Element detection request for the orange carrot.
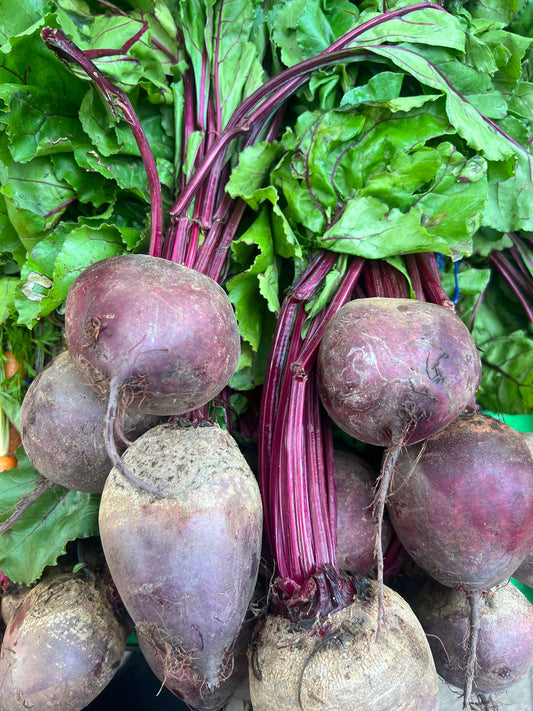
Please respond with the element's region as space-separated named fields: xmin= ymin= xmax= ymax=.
xmin=0 ymin=454 xmax=17 ymax=472
xmin=7 ymin=422 xmax=21 ymax=456
xmin=3 ymin=350 xmax=24 ymax=380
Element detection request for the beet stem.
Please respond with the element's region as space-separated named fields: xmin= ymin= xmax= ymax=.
xmin=40 ymin=28 xmax=164 ymax=256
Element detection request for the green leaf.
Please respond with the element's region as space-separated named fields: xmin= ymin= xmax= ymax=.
xmin=0 ymin=0 xmax=54 ymax=52
xmin=465 ymin=0 xmax=518 ymax=27
xmin=0 ymin=147 xmax=76 ymax=247
xmin=213 ymin=0 xmax=266 ymax=128
xmin=14 ymin=220 xmax=129 ymax=327
xmin=367 ymin=44 xmax=519 ymax=162
xmin=0 ymin=84 xmax=87 ymax=163
xmin=318 ymin=195 xmax=452 ymax=258
xmin=226 ymin=140 xmax=283 ymax=209
xmin=0 ymin=278 xmax=17 ymax=324
xmin=0 ymin=450 xmax=100 ymax=584
xmin=269 ymin=0 xmax=357 ymax=66
xmin=227 ymin=206 xmax=280 ymax=352
xmin=352 ymin=6 xmax=466 ymax=53
xmin=341 ymin=71 xmax=404 ymax=108
xmin=478 ymin=329 xmax=533 ymax=414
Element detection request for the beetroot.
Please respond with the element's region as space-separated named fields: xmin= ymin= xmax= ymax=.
xmin=317 ymin=297 xmax=481 ymax=614
xmin=248 ymin=580 xmax=439 ymax=711
xmin=64 ymin=254 xmax=240 ymax=491
xmin=98 ymin=421 xmax=263 ymax=710
xmin=387 ymin=412 xmax=533 ymax=590
xmin=412 ymin=578 xmax=533 ymax=698
xmin=317 ymin=298 xmax=481 ymax=449
xmin=334 ymin=449 xmax=392 ymax=575
xmin=0 ymin=573 xmax=126 ymax=711
xmin=19 ymin=350 xmax=160 ymax=493
xmin=513 ymin=432 xmax=533 ymax=587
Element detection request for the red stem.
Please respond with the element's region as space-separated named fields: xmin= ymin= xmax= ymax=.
xmin=41 ymin=28 xmax=163 ymax=256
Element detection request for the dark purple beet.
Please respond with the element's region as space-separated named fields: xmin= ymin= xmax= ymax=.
xmin=412 ymin=578 xmax=533 ymax=696
xmin=64 ymin=254 xmax=241 ymax=492
xmin=334 ymin=449 xmax=392 ymax=575
xmin=20 ymin=351 xmax=160 ymax=493
xmin=65 ymin=254 xmax=240 ymax=416
xmin=387 ymin=412 xmax=533 ymax=590
xmin=317 ymin=297 xmax=481 ymax=448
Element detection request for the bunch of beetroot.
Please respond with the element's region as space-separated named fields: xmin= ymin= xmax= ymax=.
xmin=3 ymin=4 xmax=533 ymax=711
xmin=250 ymin=250 xmax=533 ymax=710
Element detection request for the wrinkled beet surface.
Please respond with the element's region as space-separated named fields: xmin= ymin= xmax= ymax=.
xmin=249 ymin=580 xmax=439 ymax=711
xmin=317 ymin=298 xmax=481 ymax=447
xmin=65 ymin=254 xmax=240 ymax=415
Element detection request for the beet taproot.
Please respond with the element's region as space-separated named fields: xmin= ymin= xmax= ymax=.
xmin=98 ymin=421 xmax=263 ymax=710
xmin=0 ymin=573 xmax=126 ymax=711
xmin=20 ymin=350 xmax=160 ymax=493
xmin=387 ymin=412 xmax=533 ymax=590
xmin=248 ymin=579 xmax=439 ymax=711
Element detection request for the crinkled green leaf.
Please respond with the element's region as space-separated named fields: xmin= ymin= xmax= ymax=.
xmin=319 ymin=195 xmax=452 ymax=258
xmin=477 ymin=329 xmax=533 ymax=414
xmin=14 ymin=219 xmax=133 ymax=326
xmin=484 ymin=153 xmax=533 ymax=232
xmin=0 ymin=84 xmax=86 ymax=163
xmin=0 ymin=0 xmax=54 ymax=52
xmin=466 ymin=0 xmax=520 ymax=29
xmin=226 ymin=140 xmax=282 ymax=209
xmin=51 ymin=153 xmax=116 ymax=208
xmin=227 ymin=206 xmax=280 ymax=352
xmin=367 ymin=44 xmax=519 ymax=162
xmin=0 ymin=449 xmax=100 ymax=585
xmin=0 ymin=143 xmax=76 ymax=248
xmin=353 ymin=6 xmax=465 ymax=53
xmin=341 ymin=71 xmax=403 ymax=108
xmin=507 ymin=81 xmax=533 ymax=119
xmin=54 ymin=0 xmax=177 ymax=100
xmin=269 ymin=0 xmax=357 ymax=66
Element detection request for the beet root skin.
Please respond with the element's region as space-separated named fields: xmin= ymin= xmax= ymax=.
xmin=514 ymin=548 xmax=533 ymax=588
xmin=334 ymin=450 xmax=392 ymax=575
xmin=317 ymin=298 xmax=481 ymax=447
xmin=248 ymin=581 xmax=439 ymax=711
xmin=0 ymin=574 xmax=126 ymax=711
xmin=65 ymin=254 xmax=241 ymax=416
xmin=98 ymin=422 xmax=263 ymax=710
xmin=412 ymin=579 xmax=533 ymax=694
xmin=19 ymin=351 xmax=161 ymax=493
xmin=513 ymin=433 xmax=533 ymax=587
xmin=387 ymin=413 xmax=533 ymax=589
